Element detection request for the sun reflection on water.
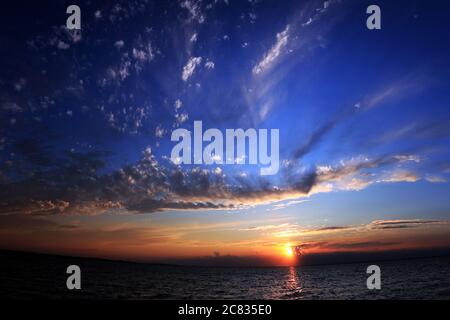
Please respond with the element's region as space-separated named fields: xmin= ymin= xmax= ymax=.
xmin=286 ymin=266 xmax=302 ymax=295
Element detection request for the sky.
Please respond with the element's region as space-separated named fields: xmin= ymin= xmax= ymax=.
xmin=1 ymin=0 xmax=450 ymax=266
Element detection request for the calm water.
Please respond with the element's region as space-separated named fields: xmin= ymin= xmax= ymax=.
xmin=2 ymin=251 xmax=450 ymax=299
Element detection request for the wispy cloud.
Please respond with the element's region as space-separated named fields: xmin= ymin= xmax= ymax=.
xmin=253 ymin=25 xmax=290 ymax=75
xmin=270 ymin=199 xmax=309 ymax=211
xmin=182 ymin=56 xmax=202 ymax=81
xmin=369 ymin=219 xmax=450 ymax=230
xmin=425 ymin=175 xmax=447 ymax=183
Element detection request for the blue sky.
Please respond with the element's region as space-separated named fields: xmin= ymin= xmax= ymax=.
xmin=0 ymin=0 xmax=450 ymax=263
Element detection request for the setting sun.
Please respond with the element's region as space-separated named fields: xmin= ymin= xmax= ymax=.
xmin=285 ymin=244 xmax=294 ymax=257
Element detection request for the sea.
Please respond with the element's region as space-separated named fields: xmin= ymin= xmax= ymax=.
xmin=1 ymin=251 xmax=450 ymax=299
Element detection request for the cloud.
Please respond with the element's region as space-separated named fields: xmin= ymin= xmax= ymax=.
xmin=239 ymin=223 xmax=294 ymax=232
xmin=174 ymin=99 xmax=183 ymax=110
xmin=285 ymin=219 xmax=450 ymax=236
xmin=369 ymin=219 xmax=450 ymax=230
xmin=393 ymin=155 xmax=421 ymax=163
xmin=0 ymin=146 xmax=428 ymax=216
xmin=270 ymin=199 xmax=309 ymax=211
xmin=425 ymin=175 xmax=447 ymax=183
xmin=182 ymin=56 xmax=202 ymax=81
xmin=252 ymin=25 xmax=290 ymax=75
xmin=204 ymin=61 xmax=215 ymax=69
xmin=180 ymin=0 xmax=205 ymax=24
xmin=57 ymin=41 xmax=70 ymax=50
xmin=378 ymin=170 xmax=419 ymax=183
xmin=175 ymin=112 xmax=189 ymax=125
xmin=293 ymin=107 xmax=354 ymax=159
xmin=2 ymin=101 xmax=24 ymax=113
xmin=288 ymin=219 xmax=450 ymax=253
xmin=14 ymin=78 xmax=26 ymax=92
xmin=314 ymin=226 xmax=350 ymax=232
xmin=292 ymin=73 xmax=430 ymax=161
xmin=378 ymin=118 xmax=450 ymax=144
xmin=0 ymin=214 xmax=66 ymax=230
xmin=133 ymin=46 xmax=154 ymax=63
xmin=114 ymin=40 xmax=125 ymax=49
xmin=311 ymin=155 xmax=423 ymax=193
xmin=155 ymin=125 xmax=166 ymax=138
xmin=321 ymin=241 xmax=400 ymax=250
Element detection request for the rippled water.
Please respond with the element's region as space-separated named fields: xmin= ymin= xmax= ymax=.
xmin=2 ymin=251 xmax=450 ymax=299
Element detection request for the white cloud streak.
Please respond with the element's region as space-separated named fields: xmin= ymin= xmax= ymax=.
xmin=182 ymin=56 xmax=202 ymax=81
xmin=252 ymin=25 xmax=290 ymax=75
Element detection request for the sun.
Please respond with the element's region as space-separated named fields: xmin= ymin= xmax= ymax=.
xmin=284 ymin=243 xmax=294 ymax=257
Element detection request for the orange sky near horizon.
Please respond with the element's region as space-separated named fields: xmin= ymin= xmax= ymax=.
xmin=1 ymin=211 xmax=450 ymax=266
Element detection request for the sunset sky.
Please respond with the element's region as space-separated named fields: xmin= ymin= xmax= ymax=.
xmin=1 ymin=0 xmax=450 ymax=266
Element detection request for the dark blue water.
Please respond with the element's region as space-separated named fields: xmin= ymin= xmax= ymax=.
xmin=2 ymin=251 xmax=450 ymax=299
